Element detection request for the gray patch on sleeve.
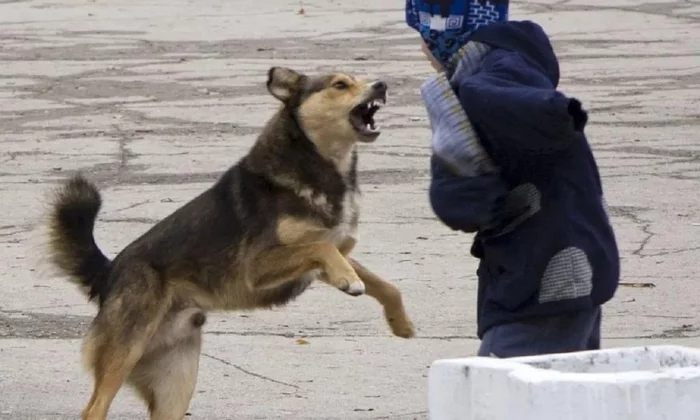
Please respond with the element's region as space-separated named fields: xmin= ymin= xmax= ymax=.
xmin=538 ymin=247 xmax=593 ymax=303
xmin=485 ymin=183 xmax=541 ymax=238
xmin=505 ymin=183 xmax=541 ymax=217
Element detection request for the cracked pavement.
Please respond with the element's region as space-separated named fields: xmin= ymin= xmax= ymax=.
xmin=1 ymin=0 xmax=699 ymax=418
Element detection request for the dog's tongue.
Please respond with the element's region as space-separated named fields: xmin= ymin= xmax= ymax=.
xmin=350 ymin=102 xmax=381 ymax=136
xmin=350 ymin=112 xmax=365 ymax=131
xmin=351 ymin=115 xmax=378 ymax=135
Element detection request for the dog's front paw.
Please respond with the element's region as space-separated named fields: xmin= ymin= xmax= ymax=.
xmin=387 ymin=314 xmax=415 ymax=339
xmin=341 ymin=278 xmax=366 ymax=296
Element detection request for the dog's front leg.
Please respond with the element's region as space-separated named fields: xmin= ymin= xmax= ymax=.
xmin=348 ymin=258 xmax=415 ymax=338
xmin=335 ymin=237 xmax=415 ymax=338
xmin=247 ymin=242 xmax=365 ymax=296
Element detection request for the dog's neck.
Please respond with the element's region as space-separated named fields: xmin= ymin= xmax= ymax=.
xmin=312 ymin=140 xmax=356 ymax=177
xmin=246 ymin=109 xmax=358 ymax=196
xmin=279 ymin=106 xmax=357 ymax=178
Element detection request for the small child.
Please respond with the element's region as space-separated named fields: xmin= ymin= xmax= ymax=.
xmin=406 ymin=0 xmax=620 ymax=357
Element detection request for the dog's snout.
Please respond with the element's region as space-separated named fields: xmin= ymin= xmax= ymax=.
xmin=372 ymin=81 xmax=387 ymax=93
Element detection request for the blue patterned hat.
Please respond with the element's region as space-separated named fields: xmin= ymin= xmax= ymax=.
xmin=406 ymin=0 xmax=509 ymax=69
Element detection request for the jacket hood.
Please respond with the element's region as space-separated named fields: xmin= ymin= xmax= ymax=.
xmin=470 ymin=20 xmax=560 ymax=87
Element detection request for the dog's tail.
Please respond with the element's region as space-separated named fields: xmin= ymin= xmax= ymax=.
xmin=47 ymin=174 xmax=112 ymax=302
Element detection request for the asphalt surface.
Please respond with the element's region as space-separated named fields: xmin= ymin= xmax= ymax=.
xmin=1 ymin=0 xmax=699 ymax=418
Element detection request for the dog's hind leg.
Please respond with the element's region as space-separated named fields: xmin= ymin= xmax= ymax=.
xmin=348 ymin=258 xmax=415 ymax=338
xmin=129 ymin=309 xmax=205 ymax=420
xmin=81 ymin=268 xmax=170 ymax=420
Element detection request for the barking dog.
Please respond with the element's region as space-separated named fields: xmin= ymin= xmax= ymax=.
xmin=45 ymin=67 xmax=415 ymax=420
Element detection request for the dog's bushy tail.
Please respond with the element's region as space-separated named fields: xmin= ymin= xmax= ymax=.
xmin=47 ymin=174 xmax=111 ymax=302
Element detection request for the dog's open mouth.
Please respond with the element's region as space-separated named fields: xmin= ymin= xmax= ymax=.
xmin=349 ymin=94 xmax=386 ymax=140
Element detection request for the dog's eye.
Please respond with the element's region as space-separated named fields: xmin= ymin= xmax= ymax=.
xmin=333 ymin=81 xmax=349 ymax=90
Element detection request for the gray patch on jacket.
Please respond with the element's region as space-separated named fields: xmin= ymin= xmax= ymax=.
xmin=538 ymin=247 xmax=593 ymax=303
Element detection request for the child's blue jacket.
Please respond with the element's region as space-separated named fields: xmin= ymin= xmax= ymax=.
xmin=427 ymin=20 xmax=620 ymax=337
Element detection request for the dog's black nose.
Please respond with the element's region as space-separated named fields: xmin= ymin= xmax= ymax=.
xmin=372 ymin=81 xmax=387 ymax=93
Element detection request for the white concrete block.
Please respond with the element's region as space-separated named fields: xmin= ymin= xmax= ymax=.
xmin=428 ymin=345 xmax=700 ymax=420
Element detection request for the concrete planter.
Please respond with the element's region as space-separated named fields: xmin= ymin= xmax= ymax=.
xmin=428 ymin=345 xmax=700 ymax=420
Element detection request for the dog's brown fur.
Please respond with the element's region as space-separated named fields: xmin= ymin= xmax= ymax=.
xmin=45 ymin=67 xmax=415 ymax=420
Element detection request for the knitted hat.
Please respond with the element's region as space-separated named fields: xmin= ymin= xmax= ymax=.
xmin=406 ymin=0 xmax=509 ymax=70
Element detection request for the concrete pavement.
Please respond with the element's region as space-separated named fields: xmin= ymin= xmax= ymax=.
xmin=1 ymin=0 xmax=699 ymax=418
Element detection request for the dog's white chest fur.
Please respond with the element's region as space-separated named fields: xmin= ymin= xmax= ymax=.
xmin=325 ymin=188 xmax=359 ymax=246
xmin=300 ymin=189 xmax=359 ymax=285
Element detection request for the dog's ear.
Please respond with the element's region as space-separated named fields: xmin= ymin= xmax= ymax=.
xmin=267 ymin=67 xmax=304 ymax=103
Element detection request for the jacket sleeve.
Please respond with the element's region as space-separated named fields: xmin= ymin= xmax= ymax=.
xmin=455 ymin=49 xmax=588 ymax=156
xmin=429 ymin=155 xmax=509 ymax=233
